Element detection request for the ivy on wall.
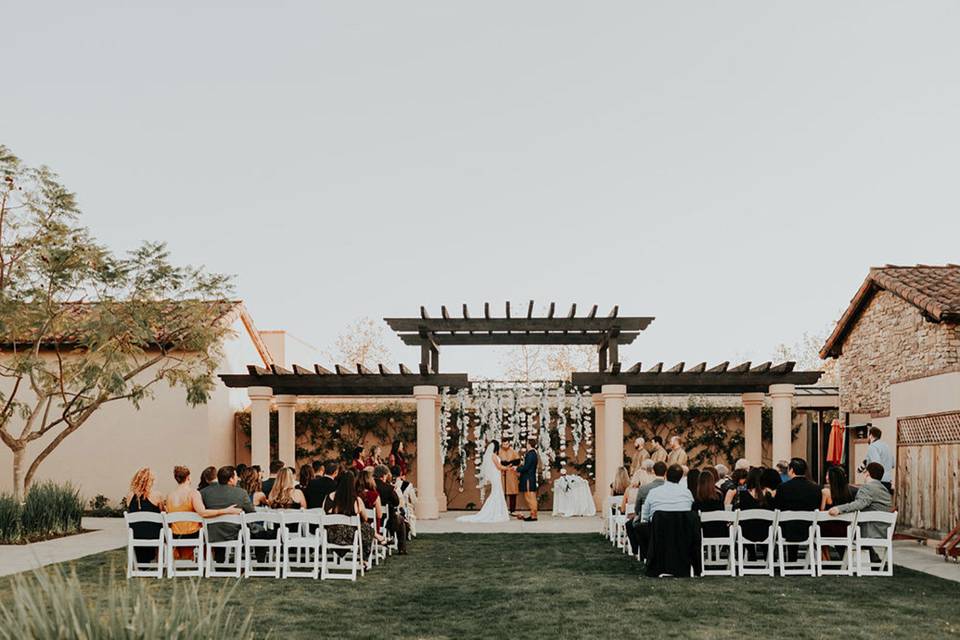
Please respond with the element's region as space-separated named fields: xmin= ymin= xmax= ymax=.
xmin=235 ymin=405 xmax=417 ymax=465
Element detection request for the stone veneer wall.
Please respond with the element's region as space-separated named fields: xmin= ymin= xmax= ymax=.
xmin=838 ymin=290 xmax=960 ymax=415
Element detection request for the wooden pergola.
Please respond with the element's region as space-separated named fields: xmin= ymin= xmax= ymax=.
xmin=219 ymin=302 xmax=825 ymax=519
xmin=384 ymin=301 xmax=654 ymax=373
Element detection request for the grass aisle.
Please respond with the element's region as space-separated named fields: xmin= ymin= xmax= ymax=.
xmin=2 ymin=533 xmax=960 ymax=639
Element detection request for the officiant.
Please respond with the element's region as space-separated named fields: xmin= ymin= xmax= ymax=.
xmin=500 ymin=440 xmax=521 ymax=513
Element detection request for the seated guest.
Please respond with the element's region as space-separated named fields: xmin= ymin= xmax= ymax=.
xmin=611 ymin=466 xmax=630 ymax=500
xmin=351 ymin=446 xmax=366 ymax=472
xmin=715 ymin=463 xmax=734 ymax=494
xmin=776 ymin=460 xmax=791 ymax=484
xmin=621 ymin=475 xmax=641 ymax=515
xmin=723 ymin=468 xmax=750 ymax=508
xmin=774 ymin=458 xmax=820 ymax=560
xmin=631 ymin=459 xmax=655 ymax=487
xmin=357 ymin=467 xmax=384 ymax=525
xmin=261 ymin=459 xmax=285 ymax=497
xmin=828 ymin=462 xmax=893 ymax=539
xmin=200 ymin=466 xmax=257 ymax=559
xmin=235 ymin=463 xmax=248 ymax=478
xmin=641 ymin=464 xmax=694 ymax=523
xmin=694 ymin=472 xmax=725 ymax=538
xmin=305 ymin=460 xmax=339 ymax=509
xmin=685 ymin=468 xmax=701 ymax=497
xmin=197 ymin=465 xmax=217 ymax=490
xmin=759 ymin=467 xmax=782 ymax=498
xmin=267 ymin=467 xmax=307 ymax=510
xmin=166 ymin=465 xmax=242 ymax=559
xmin=734 ymin=458 xmax=750 ymax=471
xmin=625 ymin=461 xmax=667 ymax=554
xmin=638 ymin=464 xmax=694 ymax=561
xmin=389 ymin=440 xmax=408 ymax=477
xmin=240 ymin=467 xmax=268 ymax=506
xmin=394 ymin=465 xmax=416 ymax=515
xmin=125 ymin=467 xmax=165 ymax=564
xmin=324 ymin=470 xmax=383 ymax=567
xmin=365 ymin=445 xmax=383 ymax=468
xmin=298 ymin=464 xmax=314 ymax=491
xmin=375 ymin=465 xmax=409 ymax=554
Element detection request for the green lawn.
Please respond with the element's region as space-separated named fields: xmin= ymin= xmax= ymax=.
xmin=3 ymin=534 xmax=959 ymax=639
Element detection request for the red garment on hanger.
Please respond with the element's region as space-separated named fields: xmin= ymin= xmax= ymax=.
xmin=826 ymin=423 xmax=845 ymax=465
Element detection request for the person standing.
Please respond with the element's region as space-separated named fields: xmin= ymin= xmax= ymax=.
xmin=630 ymin=437 xmax=650 ymax=476
xmin=516 ymin=438 xmax=540 ymax=521
xmin=649 ymin=436 xmax=668 ymax=463
xmin=499 ymin=440 xmax=521 ymax=514
xmin=666 ymin=436 xmax=688 ymax=467
xmin=862 ymin=427 xmax=895 ymax=493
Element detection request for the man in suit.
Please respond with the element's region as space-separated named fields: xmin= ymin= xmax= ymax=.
xmin=829 ymin=462 xmax=893 ymax=539
xmin=199 ymin=465 xmax=256 ymax=561
xmin=374 ymin=465 xmax=408 ymax=554
xmin=773 ymin=457 xmax=821 ymax=561
xmin=304 ymin=460 xmax=339 ymax=509
xmin=260 ymin=459 xmax=285 ymax=498
xmin=516 ymin=438 xmax=540 ymax=521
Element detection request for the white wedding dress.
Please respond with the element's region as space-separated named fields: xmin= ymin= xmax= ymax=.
xmin=456 ymin=444 xmax=510 ymax=523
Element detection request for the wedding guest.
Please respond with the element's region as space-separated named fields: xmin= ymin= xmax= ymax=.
xmin=364 ymin=445 xmax=383 ymax=468
xmin=267 ymin=467 xmax=307 ymax=510
xmin=649 ymin=436 xmax=668 ymax=463
xmin=624 ymin=461 xmax=667 ymax=554
xmin=200 ymin=466 xmax=256 ymax=558
xmin=621 ymin=473 xmax=641 ymax=515
xmin=862 ymin=427 xmax=895 ymax=492
xmin=819 ymin=465 xmax=857 ymax=542
xmin=499 ymin=441 xmax=521 ymax=513
xmin=198 ymin=465 xmax=217 ymax=490
xmin=685 ymin=468 xmax=701 ymax=496
xmin=631 ymin=458 xmax=655 ymax=487
xmin=240 ymin=467 xmax=268 ymax=506
xmin=611 ymin=466 xmax=630 ymax=498
xmin=261 ymin=459 xmax=285 ymax=497
xmin=357 ymin=467 xmax=384 ymax=525
xmin=351 ymin=446 xmax=366 ymax=472
xmin=734 ymin=458 xmax=751 ymax=471
xmin=298 ymin=464 xmax=314 ymax=491
xmin=375 ymin=465 xmax=408 ymax=554
xmin=774 ymin=458 xmax=820 ymax=560
xmin=724 ymin=468 xmax=754 ymax=508
xmin=305 ymin=460 xmax=339 ymax=509
xmin=828 ymin=463 xmax=893 ymax=539
xmin=324 ymin=470 xmax=381 ymax=567
xmin=166 ymin=465 xmax=242 ymax=559
xmin=637 ymin=465 xmax=693 ymax=560
xmin=389 ymin=441 xmax=408 ymax=477
xmin=694 ymin=472 xmax=726 ymax=538
xmin=715 ymin=463 xmax=734 ymax=494
xmin=775 ymin=460 xmax=791 ymax=484
xmin=666 ymin=436 xmax=688 ymax=466
xmin=125 ymin=467 xmax=165 ymax=564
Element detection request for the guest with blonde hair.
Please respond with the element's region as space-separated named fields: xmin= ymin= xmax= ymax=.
xmin=166 ymin=465 xmax=242 ymax=559
xmin=611 ymin=466 xmax=630 ymax=498
xmin=125 ymin=467 xmax=165 ymax=564
xmin=267 ymin=467 xmax=307 ymax=509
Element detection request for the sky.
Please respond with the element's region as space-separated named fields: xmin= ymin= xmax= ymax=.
xmin=4 ymin=2 xmax=959 ymax=376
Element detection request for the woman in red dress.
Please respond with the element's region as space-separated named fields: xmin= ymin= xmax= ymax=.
xmin=357 ymin=467 xmax=383 ymax=526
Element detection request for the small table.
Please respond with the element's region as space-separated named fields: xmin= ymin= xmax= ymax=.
xmin=552 ymin=475 xmax=597 ymax=517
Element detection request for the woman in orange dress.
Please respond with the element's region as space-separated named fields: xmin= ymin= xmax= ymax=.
xmin=166 ymin=465 xmax=242 ymax=559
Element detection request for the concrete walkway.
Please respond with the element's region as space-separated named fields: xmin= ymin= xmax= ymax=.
xmin=417 ymin=511 xmax=602 ymax=534
xmin=893 ymin=540 xmax=960 ymax=583
xmin=0 ymin=517 xmax=126 ymax=578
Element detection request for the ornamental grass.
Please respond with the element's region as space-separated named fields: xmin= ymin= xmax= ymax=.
xmin=0 ymin=482 xmax=84 ymax=544
xmin=0 ymin=567 xmax=256 ymax=640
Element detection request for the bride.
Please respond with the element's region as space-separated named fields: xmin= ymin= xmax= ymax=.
xmin=456 ymin=440 xmax=510 ymax=523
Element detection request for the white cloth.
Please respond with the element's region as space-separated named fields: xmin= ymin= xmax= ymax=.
xmin=551 ymin=475 xmax=597 ymax=517
xmin=457 ymin=444 xmax=510 ymax=523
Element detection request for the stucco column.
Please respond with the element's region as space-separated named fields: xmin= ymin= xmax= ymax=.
xmin=249 ymin=386 xmax=273 ymax=472
xmin=600 ymin=385 xmax=626 ymax=508
xmin=276 ymin=395 xmax=297 ymax=467
xmin=592 ymin=393 xmax=606 ymax=507
xmin=742 ymin=392 xmax=765 ymax=466
xmin=435 ymin=395 xmax=447 ymax=512
xmin=769 ymin=384 xmax=795 ymax=466
xmin=415 ymin=386 xmax=440 ymax=520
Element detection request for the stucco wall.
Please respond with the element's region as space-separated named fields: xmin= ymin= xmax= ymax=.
xmin=838 ymin=290 xmax=960 ymax=415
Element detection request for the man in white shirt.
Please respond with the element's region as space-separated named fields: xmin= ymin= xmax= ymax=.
xmin=641 ymin=464 xmax=694 ymax=523
xmin=862 ymin=426 xmax=895 ymax=492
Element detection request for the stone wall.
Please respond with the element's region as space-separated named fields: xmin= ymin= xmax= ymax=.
xmin=838 ymin=290 xmax=960 ymax=415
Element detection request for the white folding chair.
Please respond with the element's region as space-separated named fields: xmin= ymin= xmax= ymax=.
xmin=700 ymin=510 xmax=739 ymax=577
xmin=163 ymin=512 xmax=205 ymax=577
xmin=776 ymin=511 xmax=818 ymax=576
xmin=244 ymin=511 xmax=283 ymax=578
xmin=615 ymin=503 xmax=636 ymax=554
xmin=204 ymin=514 xmax=244 ymax=577
xmin=605 ymin=497 xmax=621 ymax=540
xmin=855 ymin=511 xmax=897 ymax=576
xmin=281 ymin=511 xmax=322 ymax=579
xmin=735 ymin=509 xmax=778 ymax=576
xmin=321 ymin=514 xmax=363 ymax=581
xmin=364 ymin=508 xmax=387 ymax=565
xmin=814 ymin=511 xmax=858 ymax=576
xmin=124 ymin=512 xmax=165 ymax=579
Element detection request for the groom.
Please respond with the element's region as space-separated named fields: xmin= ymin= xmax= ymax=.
xmin=516 ymin=437 xmax=540 ymax=521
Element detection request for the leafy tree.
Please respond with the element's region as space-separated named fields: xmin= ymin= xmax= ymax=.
xmin=0 ymin=145 xmax=234 ymax=498
xmin=324 ymin=317 xmax=393 ymax=369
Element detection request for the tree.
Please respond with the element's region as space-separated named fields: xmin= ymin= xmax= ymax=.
xmin=325 ymin=317 xmax=393 ymax=369
xmin=772 ymin=327 xmax=838 ymax=384
xmin=499 ymin=343 xmax=597 ymax=381
xmin=0 ymin=145 xmax=234 ymax=498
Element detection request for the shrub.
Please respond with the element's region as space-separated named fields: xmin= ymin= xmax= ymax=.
xmin=85 ymin=494 xmax=126 ymax=518
xmin=0 ymin=567 xmax=256 ymax=640
xmin=0 ymin=494 xmax=22 ymax=544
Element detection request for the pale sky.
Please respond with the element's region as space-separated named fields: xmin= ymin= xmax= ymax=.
xmin=4 ymin=2 xmax=959 ymax=376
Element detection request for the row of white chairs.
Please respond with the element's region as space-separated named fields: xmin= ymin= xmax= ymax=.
xmin=124 ymin=509 xmax=382 ymax=581
xmin=603 ymin=497 xmax=897 ymax=577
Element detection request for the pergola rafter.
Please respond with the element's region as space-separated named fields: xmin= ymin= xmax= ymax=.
xmin=220 ymin=363 xmax=470 ymax=396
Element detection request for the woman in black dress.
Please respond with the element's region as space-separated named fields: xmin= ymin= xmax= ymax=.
xmin=324 ymin=470 xmax=380 ymax=566
xmin=125 ymin=467 xmax=165 ymax=564
xmin=693 ymin=472 xmax=726 ymax=538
